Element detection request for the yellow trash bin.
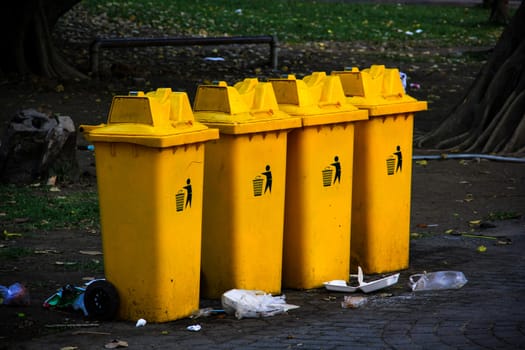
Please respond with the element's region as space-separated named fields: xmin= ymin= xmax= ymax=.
xmin=81 ymin=88 xmax=219 ymax=322
xmin=270 ymin=72 xmax=368 ymax=289
xmin=332 ymin=65 xmax=427 ymax=274
xmin=193 ymin=79 xmax=301 ymax=298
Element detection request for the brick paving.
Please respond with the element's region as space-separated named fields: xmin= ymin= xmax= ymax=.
xmin=12 ymin=160 xmax=525 ymax=349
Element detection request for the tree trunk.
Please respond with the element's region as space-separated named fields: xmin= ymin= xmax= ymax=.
xmin=416 ymin=2 xmax=525 ymax=155
xmin=0 ymin=0 xmax=84 ymax=79
xmin=489 ymin=0 xmax=510 ymax=24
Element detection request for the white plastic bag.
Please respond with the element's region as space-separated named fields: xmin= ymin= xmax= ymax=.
xmin=221 ymin=289 xmax=299 ymax=319
xmin=409 ymin=271 xmax=468 ymax=292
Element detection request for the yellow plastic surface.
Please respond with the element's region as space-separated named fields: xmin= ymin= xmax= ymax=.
xmin=194 ymin=79 xmax=301 ymax=134
xmin=84 ymin=88 xmax=218 ymax=147
xmin=81 ymin=88 xmax=218 ymax=322
xmin=270 ymin=72 xmax=368 ymax=289
xmin=194 ymin=79 xmax=301 ymax=298
xmin=331 ymin=65 xmax=427 ymax=116
xmin=333 ymin=65 xmax=428 ymax=274
xmin=350 ymin=115 xmax=415 ymax=274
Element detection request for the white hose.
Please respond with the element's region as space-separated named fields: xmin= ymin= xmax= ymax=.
xmin=413 ymin=153 xmax=525 ymax=163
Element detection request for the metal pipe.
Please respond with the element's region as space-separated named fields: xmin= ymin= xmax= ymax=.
xmin=90 ymin=35 xmax=279 ymax=76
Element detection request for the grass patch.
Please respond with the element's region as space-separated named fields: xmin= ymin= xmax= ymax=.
xmin=486 ymin=211 xmax=522 ymax=221
xmin=0 ymin=184 xmax=99 ymax=232
xmin=0 ymin=247 xmax=34 ymax=260
xmin=81 ymin=0 xmax=506 ymax=47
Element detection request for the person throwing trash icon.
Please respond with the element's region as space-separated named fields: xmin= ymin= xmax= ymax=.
xmin=394 ymin=146 xmax=402 ymax=172
xmin=184 ymin=178 xmax=192 ymax=208
xmin=331 ymin=156 xmax=341 ymax=184
xmin=262 ymin=165 xmax=272 ymax=193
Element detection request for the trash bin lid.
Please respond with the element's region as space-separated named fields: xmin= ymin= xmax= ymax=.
xmin=269 ymin=72 xmax=368 ymax=127
xmin=193 ymin=79 xmax=301 ymax=135
xmin=331 ymin=65 xmax=427 ymax=117
xmin=83 ymin=88 xmax=218 ymax=147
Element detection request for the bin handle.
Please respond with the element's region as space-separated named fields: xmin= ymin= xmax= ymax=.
xmin=251 ymin=108 xmax=274 ymax=116
xmin=318 ymin=101 xmax=341 ymax=108
xmin=79 ymin=124 xmax=106 ymax=133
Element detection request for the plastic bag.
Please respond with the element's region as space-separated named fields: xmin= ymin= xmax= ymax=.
xmin=43 ymin=284 xmax=87 ymax=316
xmin=409 ymin=271 xmax=468 ymax=292
xmin=221 ymin=289 xmax=299 ymax=319
xmin=0 ymin=283 xmax=30 ymax=306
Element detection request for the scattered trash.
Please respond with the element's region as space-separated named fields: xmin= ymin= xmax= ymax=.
xmin=341 ymin=295 xmax=368 ymax=309
xmin=104 ymin=339 xmax=128 ymax=349
xmin=77 ymin=144 xmax=95 ymax=151
xmin=135 ymin=318 xmax=147 ymax=327
xmin=43 ymin=284 xmax=87 ymax=315
xmin=416 ymin=223 xmax=438 ymax=228
xmin=43 ymin=279 xmax=119 ymax=320
xmin=187 ymin=324 xmax=202 ymax=332
xmin=190 ymin=307 xmax=225 ymax=319
xmin=409 ymin=271 xmax=468 ymax=292
xmin=0 ymin=282 xmax=30 ymax=306
xmin=234 ymin=8 xmax=242 ymax=15
xmin=324 ymin=266 xmax=399 ymax=293
xmin=221 ymin=289 xmax=299 ymax=319
xmin=409 ymin=83 xmax=421 ymax=90
xmin=204 ymin=57 xmax=225 ymax=62
xmin=399 ymin=72 xmax=407 ymax=90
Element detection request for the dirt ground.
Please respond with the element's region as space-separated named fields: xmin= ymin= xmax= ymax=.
xmin=1 ymin=10 xmax=525 ymax=348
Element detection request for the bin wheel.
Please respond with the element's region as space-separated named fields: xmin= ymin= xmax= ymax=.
xmin=84 ymin=280 xmax=119 ymax=320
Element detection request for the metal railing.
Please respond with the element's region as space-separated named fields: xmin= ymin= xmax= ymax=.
xmin=89 ymin=35 xmax=279 ymax=76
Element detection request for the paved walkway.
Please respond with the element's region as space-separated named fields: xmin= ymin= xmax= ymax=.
xmin=19 ymin=220 xmax=525 ymax=349
xmin=12 ymin=161 xmax=525 ymax=349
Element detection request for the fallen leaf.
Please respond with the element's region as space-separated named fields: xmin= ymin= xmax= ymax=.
xmin=468 ymin=220 xmax=481 ymax=227
xmin=79 ymin=250 xmax=103 ymax=256
xmin=477 ymin=245 xmax=487 ymax=253
xmin=3 ymin=230 xmax=22 ymax=239
xmin=104 ymin=340 xmax=128 ymax=349
xmin=34 ymin=249 xmax=61 ymax=254
xmin=55 ymin=261 xmax=78 ymax=266
xmin=47 ymin=176 xmax=57 ymax=186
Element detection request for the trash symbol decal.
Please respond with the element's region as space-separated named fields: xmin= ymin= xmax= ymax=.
xmin=386 ymin=146 xmax=402 ymax=176
xmin=322 ymin=156 xmax=341 ymax=187
xmin=253 ymin=165 xmax=272 ymax=197
xmin=176 ymin=178 xmax=192 ymax=212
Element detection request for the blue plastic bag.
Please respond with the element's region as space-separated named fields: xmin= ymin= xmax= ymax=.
xmin=0 ymin=283 xmax=30 ymax=306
